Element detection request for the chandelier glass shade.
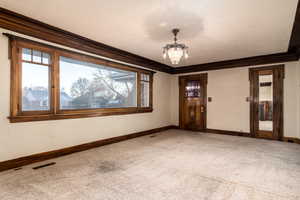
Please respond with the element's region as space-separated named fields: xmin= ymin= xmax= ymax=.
xmin=162 ymin=29 xmax=188 ymax=65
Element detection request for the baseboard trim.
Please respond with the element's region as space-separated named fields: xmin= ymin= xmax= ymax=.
xmin=0 ymin=125 xmax=176 ymax=172
xmin=282 ymin=137 xmax=300 ymax=144
xmin=205 ymin=129 xmax=251 ymax=137
xmin=204 ymin=128 xmax=300 ymax=144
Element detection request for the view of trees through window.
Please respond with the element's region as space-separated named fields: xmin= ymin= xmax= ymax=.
xmin=59 ymin=56 xmax=137 ymax=109
xmin=141 ymin=73 xmax=150 ymax=107
xmin=17 ymin=43 xmax=151 ymax=122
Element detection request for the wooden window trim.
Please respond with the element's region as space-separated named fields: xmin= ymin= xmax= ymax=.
xmin=139 ymin=72 xmax=153 ymax=109
xmin=8 ymin=36 xmax=154 ymax=123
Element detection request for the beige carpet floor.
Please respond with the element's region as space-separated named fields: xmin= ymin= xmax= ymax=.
xmin=1 ymin=129 xmax=300 ymax=200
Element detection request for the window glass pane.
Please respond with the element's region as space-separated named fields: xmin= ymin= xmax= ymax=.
xmin=22 ymin=48 xmax=31 ymax=61
xmin=59 ymin=56 xmax=137 ymax=110
xmin=22 ymin=63 xmax=50 ymax=111
xmin=33 ymin=50 xmax=42 ymax=63
xmin=141 ymin=73 xmax=150 ymax=81
xmin=42 ymin=52 xmax=50 ymax=64
xmin=145 ymin=74 xmax=150 ymax=81
xmin=141 ymin=81 xmax=150 ymax=107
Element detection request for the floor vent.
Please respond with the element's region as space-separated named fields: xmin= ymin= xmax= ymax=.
xmin=33 ymin=162 xmax=56 ymax=170
xmin=150 ymin=135 xmax=157 ymax=138
xmin=14 ymin=167 xmax=22 ymax=171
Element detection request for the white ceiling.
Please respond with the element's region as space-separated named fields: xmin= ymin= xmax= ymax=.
xmin=0 ymin=0 xmax=298 ymax=67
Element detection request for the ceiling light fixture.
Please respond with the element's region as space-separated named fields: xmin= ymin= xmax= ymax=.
xmin=163 ymin=28 xmax=189 ymax=65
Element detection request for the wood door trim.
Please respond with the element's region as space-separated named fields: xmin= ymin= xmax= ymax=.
xmin=179 ymin=73 xmax=207 ymax=130
xmin=249 ymin=65 xmax=284 ymax=140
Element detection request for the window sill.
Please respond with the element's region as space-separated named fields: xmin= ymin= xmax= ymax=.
xmin=8 ymin=108 xmax=153 ymax=123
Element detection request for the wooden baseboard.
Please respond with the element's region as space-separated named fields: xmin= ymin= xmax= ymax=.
xmin=203 ymin=128 xmax=300 ymax=144
xmin=169 ymin=125 xmax=180 ymax=129
xmin=0 ymin=125 xmax=176 ymax=172
xmin=282 ymin=137 xmax=300 ymax=144
xmin=205 ymin=129 xmax=251 ymax=137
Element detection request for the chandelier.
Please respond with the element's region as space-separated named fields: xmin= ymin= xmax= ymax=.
xmin=162 ymin=28 xmax=189 ymax=65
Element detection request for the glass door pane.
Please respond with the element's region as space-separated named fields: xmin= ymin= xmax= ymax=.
xmin=258 ymin=73 xmax=273 ymax=131
xmin=185 ymin=80 xmax=201 ymax=98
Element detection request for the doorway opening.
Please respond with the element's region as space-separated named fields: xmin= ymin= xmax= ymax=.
xmin=179 ymin=74 xmax=207 ymax=131
xmin=249 ymin=65 xmax=284 ymax=140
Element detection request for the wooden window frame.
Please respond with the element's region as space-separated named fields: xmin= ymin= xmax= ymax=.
xmin=139 ymin=73 xmax=153 ymax=108
xmin=8 ymin=36 xmax=154 ymax=123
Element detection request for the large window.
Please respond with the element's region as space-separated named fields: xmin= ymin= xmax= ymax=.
xmin=9 ymin=38 xmax=153 ymax=122
xmin=59 ymin=56 xmax=137 ymax=110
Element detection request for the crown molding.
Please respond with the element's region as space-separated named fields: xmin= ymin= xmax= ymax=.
xmin=171 ymin=52 xmax=299 ymax=74
xmin=172 ymin=1 xmax=300 ymax=74
xmin=0 ymin=6 xmax=299 ymax=75
xmin=289 ymin=0 xmax=300 ymax=54
xmin=0 ymin=7 xmax=172 ymax=73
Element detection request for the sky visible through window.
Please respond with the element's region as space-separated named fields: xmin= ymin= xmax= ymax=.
xmin=22 ymin=63 xmax=49 ymax=88
xmin=22 ymin=58 xmax=132 ymax=96
xmin=60 ymin=59 xmax=96 ymax=96
xmin=22 ymin=54 xmax=138 ymax=110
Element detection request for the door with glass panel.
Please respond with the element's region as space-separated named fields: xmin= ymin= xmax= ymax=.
xmin=179 ymin=74 xmax=207 ymax=131
xmin=249 ymin=65 xmax=284 ymax=140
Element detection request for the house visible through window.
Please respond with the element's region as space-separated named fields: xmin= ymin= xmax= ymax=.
xmin=8 ymin=37 xmax=153 ymax=122
xmin=59 ymin=56 xmax=137 ymax=110
xmin=21 ymin=48 xmax=51 ymax=111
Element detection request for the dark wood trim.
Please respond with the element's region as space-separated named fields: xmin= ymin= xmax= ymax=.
xmin=0 ymin=7 xmax=172 ymax=73
xmin=8 ymin=36 xmax=154 ymax=123
xmin=172 ymin=53 xmax=298 ymax=74
xmin=205 ymin=129 xmax=300 ymax=144
xmin=282 ymin=137 xmax=300 ymax=144
xmin=289 ymin=0 xmax=300 ymax=54
xmin=249 ymin=65 xmax=284 ymax=140
xmin=0 ymin=125 xmax=176 ymax=172
xmin=9 ymin=109 xmax=153 ymax=123
xmin=205 ymin=129 xmax=251 ymax=137
xmin=248 ymin=65 xmax=285 ymax=80
xmin=179 ymin=73 xmax=207 ymax=131
xmin=1 ymin=6 xmax=300 ymax=75
xmin=3 ymin=33 xmax=156 ymax=74
xmin=173 ymin=2 xmax=300 ymax=74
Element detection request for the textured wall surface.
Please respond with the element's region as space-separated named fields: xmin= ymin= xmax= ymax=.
xmin=0 ymin=28 xmax=173 ymax=162
xmin=170 ymin=62 xmax=300 ymax=138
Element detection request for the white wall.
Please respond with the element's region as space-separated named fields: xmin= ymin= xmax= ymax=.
xmin=0 ymin=28 xmax=173 ymax=162
xmin=170 ymin=62 xmax=300 ymax=138
xmin=1 ymin=26 xmax=300 ymax=162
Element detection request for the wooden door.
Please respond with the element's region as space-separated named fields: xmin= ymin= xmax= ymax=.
xmin=249 ymin=65 xmax=284 ymax=140
xmin=179 ymin=74 xmax=207 ymax=131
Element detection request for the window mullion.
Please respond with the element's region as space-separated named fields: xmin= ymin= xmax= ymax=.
xmin=137 ymin=72 xmax=141 ymax=108
xmin=52 ymin=51 xmax=59 ymax=115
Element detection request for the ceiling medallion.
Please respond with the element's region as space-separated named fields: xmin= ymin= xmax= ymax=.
xmin=162 ymin=28 xmax=189 ymax=65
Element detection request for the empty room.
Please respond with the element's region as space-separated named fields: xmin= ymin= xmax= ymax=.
xmin=0 ymin=0 xmax=300 ymax=199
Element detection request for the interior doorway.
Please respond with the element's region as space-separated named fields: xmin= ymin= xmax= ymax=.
xmin=249 ymin=65 xmax=284 ymax=140
xmin=179 ymin=74 xmax=207 ymax=131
